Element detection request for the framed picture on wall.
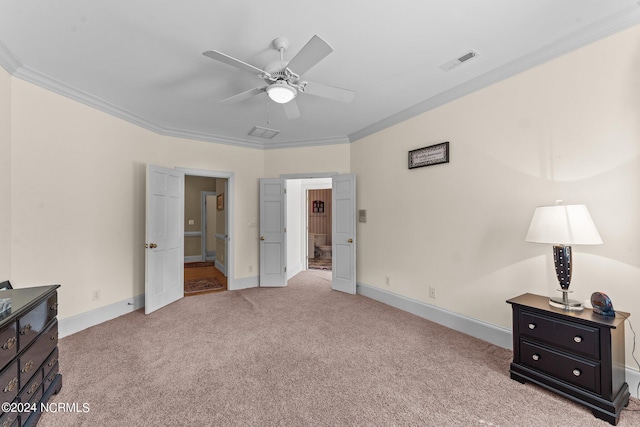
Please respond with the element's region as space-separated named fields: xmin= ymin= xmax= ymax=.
xmin=217 ymin=194 xmax=224 ymax=211
xmin=408 ymin=141 xmax=450 ymax=169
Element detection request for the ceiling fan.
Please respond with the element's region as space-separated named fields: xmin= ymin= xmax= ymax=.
xmin=203 ymin=35 xmax=355 ymax=119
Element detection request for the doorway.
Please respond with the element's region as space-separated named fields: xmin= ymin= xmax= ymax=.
xmin=285 ymin=177 xmax=332 ymax=279
xmin=182 ymin=172 xmax=231 ymax=296
xmin=259 ymin=173 xmax=356 ymax=293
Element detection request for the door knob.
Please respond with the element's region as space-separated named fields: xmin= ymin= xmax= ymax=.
xmin=149 ymin=243 xmax=158 ymax=249
xmin=347 ymin=238 xmax=353 ymax=243
xmin=260 ymin=236 xmax=265 ymax=241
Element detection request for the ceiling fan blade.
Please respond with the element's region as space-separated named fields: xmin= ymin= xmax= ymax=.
xmin=203 ymin=50 xmax=271 ymax=79
xmin=302 ymin=81 xmax=355 ymax=103
xmin=220 ymin=87 xmax=265 ymax=105
xmin=282 ymin=99 xmax=301 ymax=119
xmin=286 ymin=35 xmax=333 ymax=76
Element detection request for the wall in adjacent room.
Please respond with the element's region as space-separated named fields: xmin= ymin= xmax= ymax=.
xmin=351 ymin=24 xmax=640 ymax=367
xmin=9 ymin=77 xmax=264 ymax=319
xmin=0 ymin=67 xmax=10 ymax=279
xmin=184 ymin=175 xmax=217 ymax=257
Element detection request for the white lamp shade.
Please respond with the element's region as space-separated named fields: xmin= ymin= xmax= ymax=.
xmin=525 ymin=204 xmax=602 ymax=245
xmin=266 ymin=81 xmax=297 ymax=104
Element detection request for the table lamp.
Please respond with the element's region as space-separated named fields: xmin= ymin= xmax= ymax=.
xmin=525 ymin=201 xmax=602 ymax=310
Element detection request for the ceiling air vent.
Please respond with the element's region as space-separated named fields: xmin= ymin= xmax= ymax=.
xmin=439 ymin=50 xmax=479 ymax=72
xmin=248 ymin=126 xmax=280 ymax=139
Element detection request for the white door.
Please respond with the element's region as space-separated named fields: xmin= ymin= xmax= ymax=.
xmin=332 ymin=174 xmax=356 ymax=294
xmin=145 ymin=164 xmax=185 ymax=314
xmin=259 ymin=178 xmax=287 ymax=287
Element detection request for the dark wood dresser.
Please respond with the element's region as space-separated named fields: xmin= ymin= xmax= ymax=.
xmin=507 ymin=293 xmax=629 ymax=425
xmin=0 ymin=285 xmax=62 ymax=427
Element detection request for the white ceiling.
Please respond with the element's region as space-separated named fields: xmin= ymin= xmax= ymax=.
xmin=1 ymin=1 xmax=639 ymax=149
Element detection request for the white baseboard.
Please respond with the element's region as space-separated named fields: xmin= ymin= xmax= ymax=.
xmin=184 ymin=256 xmax=202 ymax=263
xmin=628 ymin=368 xmax=640 ymax=400
xmin=215 ymin=260 xmax=226 ymax=275
xmin=287 ymin=264 xmax=303 ymax=281
xmin=56 ymin=279 xmax=640 ymax=400
xmin=356 ymin=282 xmax=640 ymax=399
xmin=58 ymin=294 xmax=145 ymax=338
xmin=230 ymin=275 xmax=258 ymax=290
xmin=357 ymin=282 xmax=512 ymax=349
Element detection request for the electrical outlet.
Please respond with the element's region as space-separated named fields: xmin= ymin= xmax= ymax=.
xmin=385 ymin=276 xmax=391 ymax=286
xmin=429 ymin=287 xmax=436 ymax=299
xmin=92 ymin=289 xmax=101 ymax=301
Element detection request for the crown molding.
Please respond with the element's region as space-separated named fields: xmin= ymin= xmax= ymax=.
xmin=3 ymin=4 xmax=639 ymax=149
xmin=0 ymin=57 xmax=348 ymax=150
xmin=263 ymin=135 xmax=350 ymax=150
xmin=349 ymin=4 xmax=640 ymax=143
xmin=0 ymin=40 xmax=20 ymax=73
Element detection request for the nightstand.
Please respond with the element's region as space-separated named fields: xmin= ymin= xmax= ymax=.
xmin=507 ymin=293 xmax=629 ymax=425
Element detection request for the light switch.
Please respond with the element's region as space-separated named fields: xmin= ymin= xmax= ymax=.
xmin=188 ymin=220 xmax=195 ymax=225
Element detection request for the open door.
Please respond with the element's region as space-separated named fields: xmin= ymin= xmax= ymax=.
xmin=259 ymin=178 xmax=287 ymax=287
xmin=332 ymin=174 xmax=356 ymax=294
xmin=145 ymin=164 xmax=185 ymax=314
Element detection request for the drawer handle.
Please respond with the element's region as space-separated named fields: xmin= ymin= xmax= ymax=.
xmin=573 ymin=369 xmax=582 ymax=377
xmin=532 ymin=353 xmax=540 ymax=361
xmin=48 ymin=358 xmax=59 ymax=367
xmin=573 ymin=336 xmax=583 ymax=343
xmin=27 ymin=381 xmax=40 ymax=395
xmin=20 ymin=324 xmax=32 ymax=335
xmin=528 ymin=323 xmax=536 ymax=330
xmin=21 ymin=360 xmax=34 ymax=373
xmin=3 ymin=377 xmax=17 ymax=393
xmin=2 ymin=337 xmax=16 ymax=350
xmin=50 ymin=303 xmax=59 ymax=311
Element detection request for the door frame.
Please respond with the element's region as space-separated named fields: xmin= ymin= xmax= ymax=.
xmin=178 ymin=167 xmax=235 ymax=290
xmin=201 ymin=190 xmax=216 ymax=262
xmin=301 ymin=179 xmax=332 ymax=271
xmin=280 ymin=172 xmax=340 ymax=280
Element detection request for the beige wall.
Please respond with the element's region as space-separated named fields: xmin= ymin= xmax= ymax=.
xmin=3 ymin=22 xmax=639 ymax=375
xmin=352 ymin=24 xmax=640 ymax=366
xmin=0 ymin=67 xmax=10 ymax=278
xmin=4 ymin=75 xmax=351 ymax=317
xmin=263 ymin=144 xmax=350 ymax=177
xmin=8 ymin=77 xmax=264 ymax=319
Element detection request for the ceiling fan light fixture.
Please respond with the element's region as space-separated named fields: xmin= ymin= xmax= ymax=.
xmin=267 ymin=81 xmax=297 ymax=104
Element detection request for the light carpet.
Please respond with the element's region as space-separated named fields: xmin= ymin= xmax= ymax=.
xmin=39 ymin=271 xmax=639 ymax=426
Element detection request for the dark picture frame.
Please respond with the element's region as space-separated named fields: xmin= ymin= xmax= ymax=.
xmin=408 ymin=141 xmax=450 ymax=169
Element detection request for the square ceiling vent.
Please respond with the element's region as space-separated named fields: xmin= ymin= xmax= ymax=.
xmin=248 ymin=126 xmax=280 ymax=139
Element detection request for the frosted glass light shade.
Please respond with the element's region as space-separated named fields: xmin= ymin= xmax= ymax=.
xmin=525 ymin=204 xmax=602 ymax=245
xmin=266 ymin=81 xmax=297 ymax=104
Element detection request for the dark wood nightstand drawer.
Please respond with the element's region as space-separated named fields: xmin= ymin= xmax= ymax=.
xmin=0 ymin=404 xmax=19 ymax=427
xmin=18 ymin=368 xmax=43 ymax=420
xmin=521 ymin=340 xmax=600 ymax=394
xmin=519 ymin=311 xmax=599 ymax=359
xmin=18 ymin=320 xmax=57 ymax=387
xmin=0 ymin=360 xmax=18 ymax=404
xmin=17 ymin=292 xmax=57 ymax=353
xmin=0 ymin=323 xmax=17 ymax=371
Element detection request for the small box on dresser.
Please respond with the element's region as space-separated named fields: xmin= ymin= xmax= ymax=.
xmin=0 ymin=285 xmax=62 ymax=427
xmin=507 ymin=293 xmax=629 ymax=425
